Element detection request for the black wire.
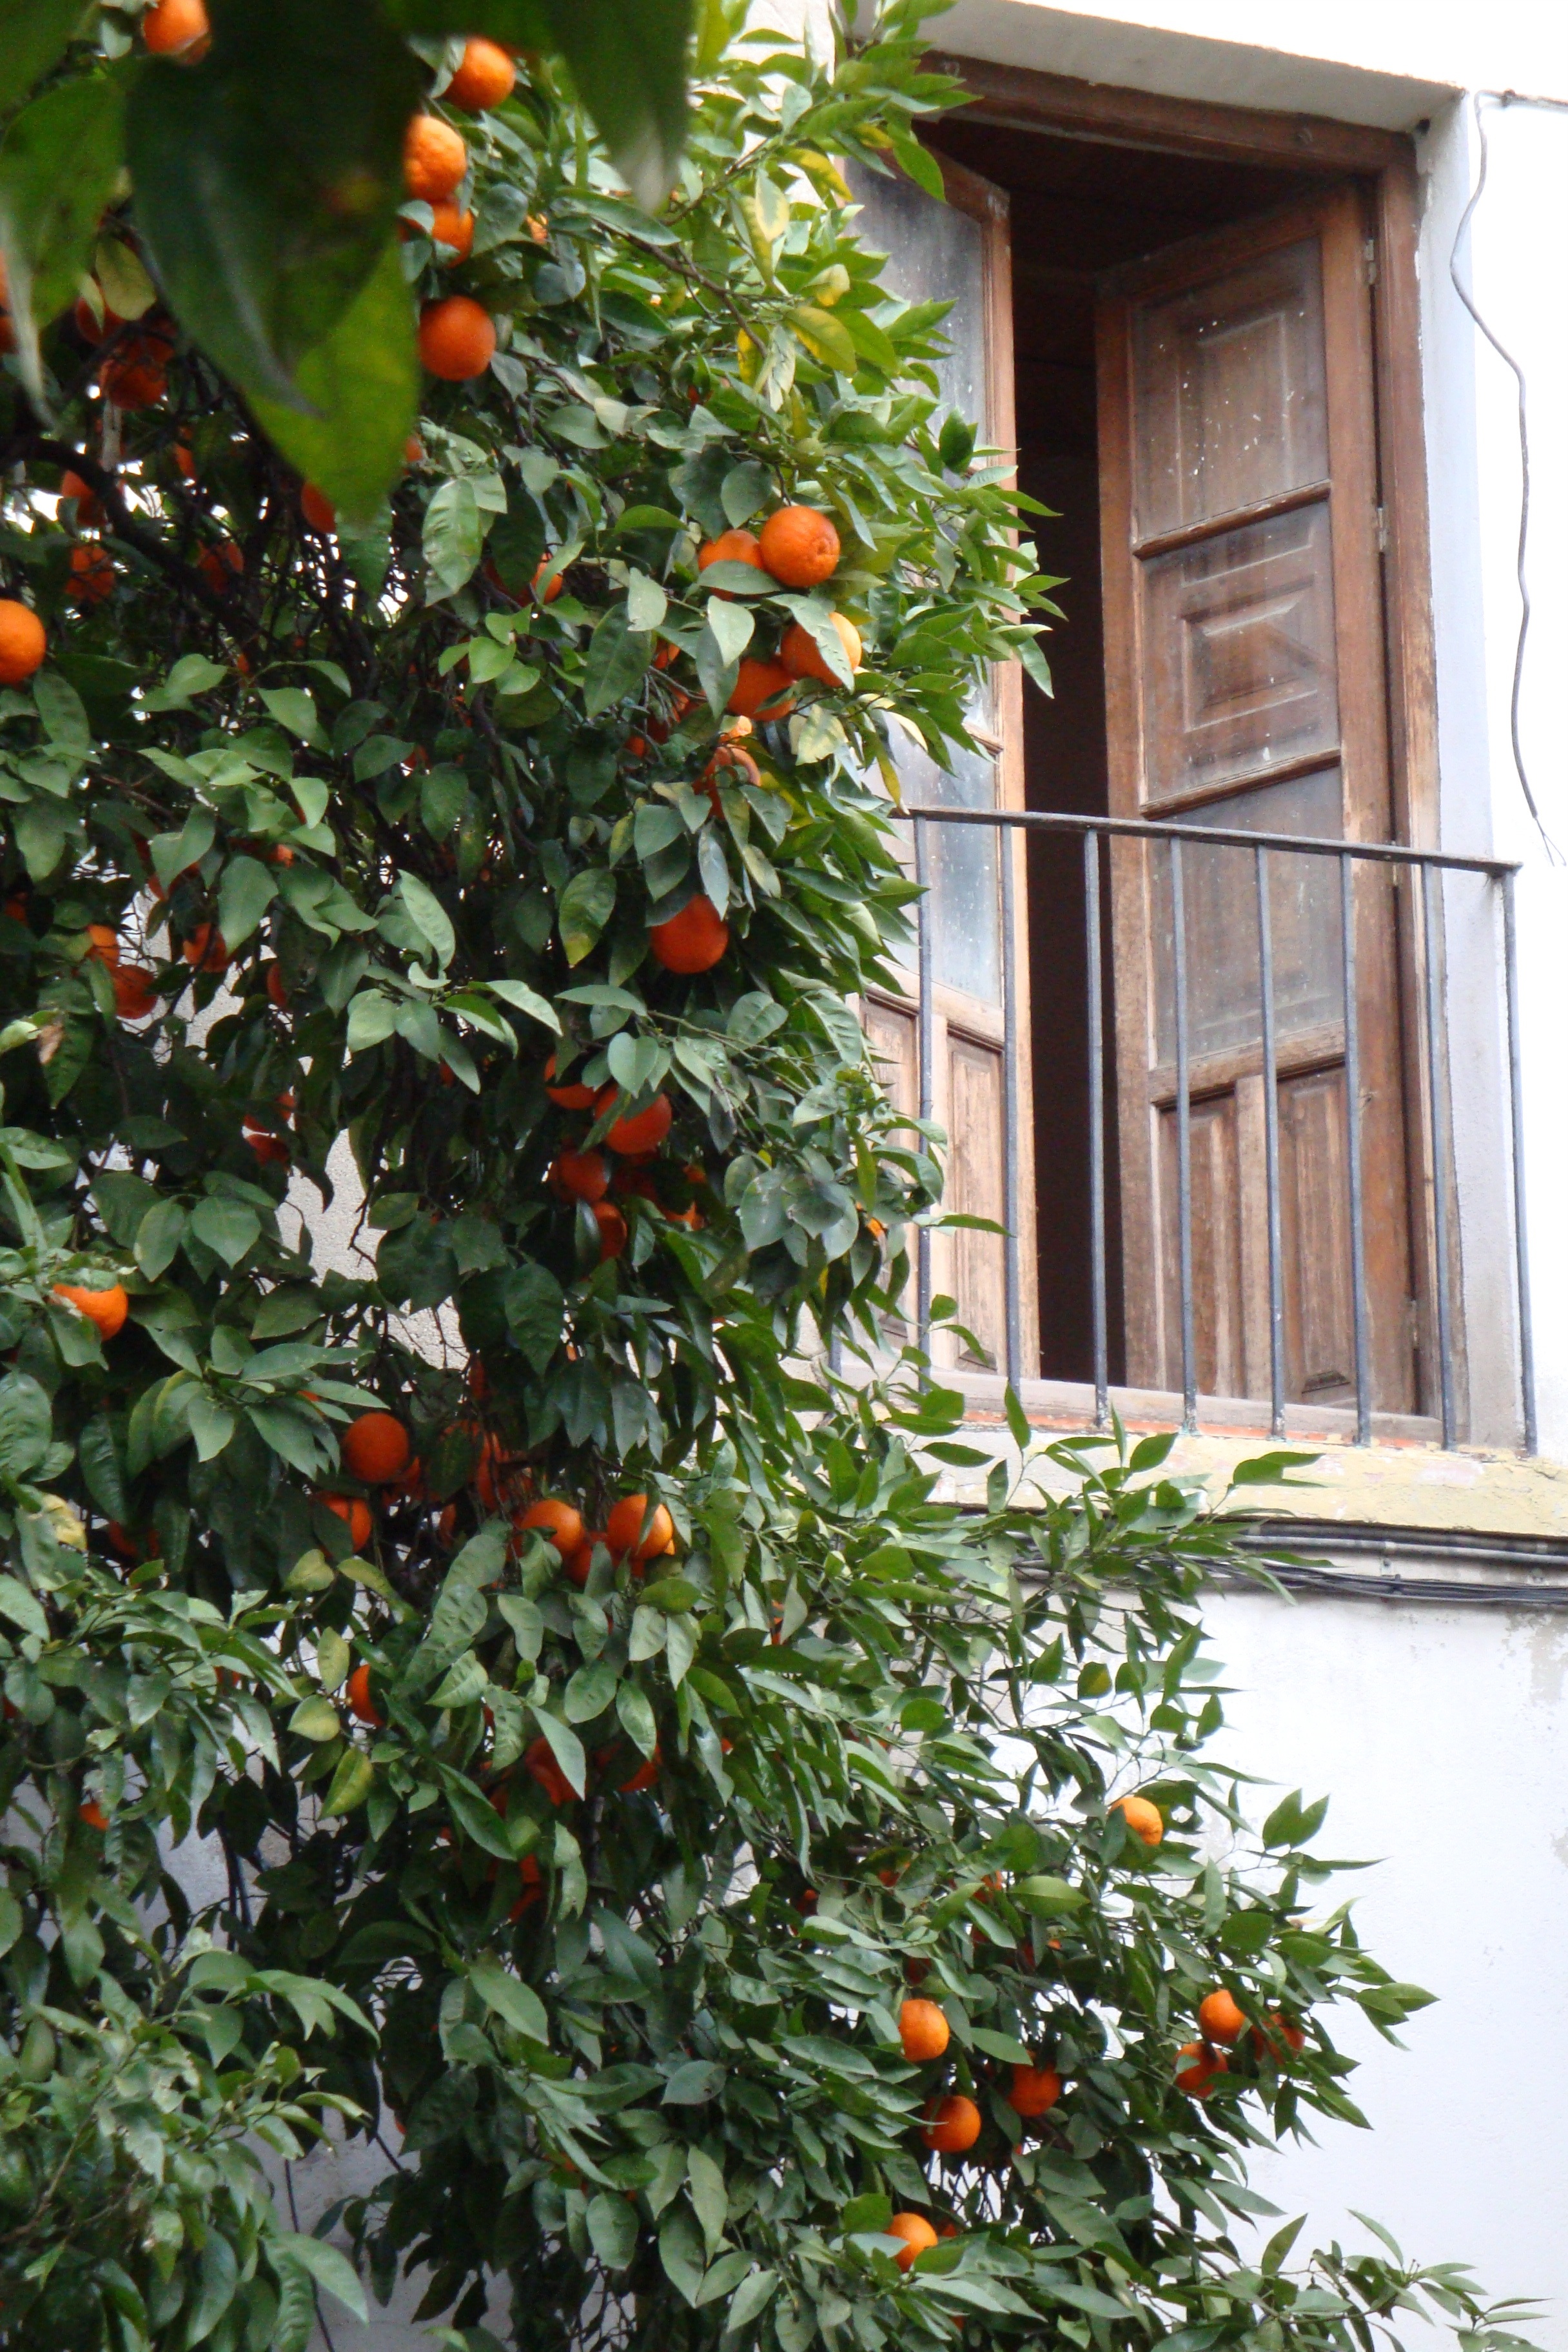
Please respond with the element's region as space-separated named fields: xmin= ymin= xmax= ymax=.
xmin=1447 ymin=90 xmax=1567 ymax=861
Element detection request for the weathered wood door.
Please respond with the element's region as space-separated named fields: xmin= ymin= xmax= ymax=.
xmin=1097 ymin=188 xmax=1416 ymax=1411
xmin=850 ymin=157 xmax=1037 ymax=1378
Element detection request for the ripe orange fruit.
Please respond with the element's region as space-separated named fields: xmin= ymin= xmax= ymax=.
xmin=1175 ymin=2042 xmax=1227 ymax=2097
xmin=758 ymin=505 xmax=840 ymax=587
xmin=1251 ymin=2012 xmax=1308 ymax=2062
xmin=319 ymin=1494 xmax=373 ymax=1549
xmin=781 ymin=612 xmax=861 ymax=684
xmin=922 ymin=2093 xmax=981 ymax=2154
xmin=342 ymin=1411 xmax=412 ymax=1485
xmin=60 ymin=469 xmax=106 ymax=527
xmin=524 ymin=1734 xmax=576 ymax=1807
xmin=68 ymin=544 xmax=115 ymax=605
xmin=79 ymin=1799 xmax=109 ymax=1831
xmin=181 ymin=923 xmax=229 ymax=972
xmin=198 ymin=539 xmax=243 ymax=594
xmin=564 ymin=1533 xmax=602 ymax=1589
xmin=510 ymin=1852 xmax=544 ymax=1917
xmin=300 ymin=482 xmax=336 ymax=534
xmin=265 ymin=963 xmax=289 ymax=1009
xmin=85 ymin=924 xmax=121 ymax=968
xmin=426 ymin=201 xmax=475 ymax=259
xmin=516 ymin=1498 xmax=584 ymax=1558
xmin=1197 ymin=1988 xmax=1247 ymax=2046
xmin=105 ymin=1521 xmax=141 ymax=1562
xmin=727 ymin=658 xmax=796 ymax=720
xmin=697 ymin=528 xmax=768 ymax=595
xmin=649 ymin=894 xmax=730 ymax=974
xmin=594 ymin=1200 xmax=627 ymax=1260
xmin=346 ymin=1663 xmax=383 ymax=1728
xmin=101 ymin=328 xmax=173 ymax=409
xmin=899 ymin=1996 xmax=949 ymax=2062
xmin=0 ymin=601 xmax=46 ymax=685
xmin=543 ymin=1052 xmax=595 ymax=1108
xmin=173 ymin=433 xmax=196 ymax=481
xmin=53 ymin=1282 xmax=129 ymax=1340
xmin=142 ymin=0 xmax=209 ymax=53
xmin=1111 ymin=1793 xmax=1163 ymax=1847
xmin=446 ymin=37 xmax=516 ymax=110
xmin=404 ymin=114 xmax=468 ymax=202
xmin=596 ymin=1087 xmax=672 ymax=1156
xmin=549 ymin=1148 xmax=609 ymax=1203
xmin=605 ymin=1493 xmax=673 ymax=1560
xmin=886 ymin=2213 xmax=937 ymax=2271
xmin=1007 ymin=2063 xmax=1062 ymax=2117
xmin=419 ymin=294 xmax=495 ymax=380
xmin=112 ymin=965 xmax=159 ymax=1021
xmin=243 ymin=1121 xmax=289 ymax=1166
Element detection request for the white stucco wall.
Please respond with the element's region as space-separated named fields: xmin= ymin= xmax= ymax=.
xmin=1208 ymin=1583 xmax=1568 ymax=2348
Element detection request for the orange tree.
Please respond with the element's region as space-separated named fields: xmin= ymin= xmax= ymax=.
xmin=0 ymin=5 xmax=1542 ymax=2351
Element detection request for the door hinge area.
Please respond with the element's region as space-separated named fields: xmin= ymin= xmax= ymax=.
xmin=1364 ymin=237 xmax=1379 ymax=286
xmin=1375 ymin=504 xmax=1389 ymax=554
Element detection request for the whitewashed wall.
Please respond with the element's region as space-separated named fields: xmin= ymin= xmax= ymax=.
xmin=1208 ymin=1583 xmax=1568 ymax=2347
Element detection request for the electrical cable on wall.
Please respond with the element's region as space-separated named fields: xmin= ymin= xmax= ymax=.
xmin=1447 ymin=88 xmax=1568 ymax=859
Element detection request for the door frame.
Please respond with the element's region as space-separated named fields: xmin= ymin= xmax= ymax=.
xmin=923 ymin=54 xmax=1453 ymax=1425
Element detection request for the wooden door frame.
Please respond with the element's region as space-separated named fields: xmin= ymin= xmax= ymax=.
xmin=923 ymin=54 xmax=1449 ymax=1422
xmin=924 ymin=51 xmax=1439 ymax=873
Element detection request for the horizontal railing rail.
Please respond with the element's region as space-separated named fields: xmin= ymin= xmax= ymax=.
xmin=883 ymin=805 xmax=1535 ymax=1455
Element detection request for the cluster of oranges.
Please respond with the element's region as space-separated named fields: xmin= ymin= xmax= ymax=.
xmin=696 ymin=507 xmax=858 ymax=721
xmin=543 ymin=1073 xmax=705 ymax=1262
xmin=139 ymin=0 xmax=509 ymax=384
xmin=1175 ymin=1985 xmax=1308 ymax=2098
xmin=898 ymin=1995 xmax=1061 ymax=2171
xmin=401 ymin=39 xmax=523 ymax=383
xmin=514 ymin=1489 xmax=675 ymax=1591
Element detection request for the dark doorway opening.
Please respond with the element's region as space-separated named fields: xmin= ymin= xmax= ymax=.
xmin=925 ymin=117 xmax=1318 ymax=1385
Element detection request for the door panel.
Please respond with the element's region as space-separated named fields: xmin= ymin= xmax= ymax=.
xmin=1100 ymin=189 xmax=1416 ymax=1413
xmin=849 ymin=153 xmax=1037 ymax=1376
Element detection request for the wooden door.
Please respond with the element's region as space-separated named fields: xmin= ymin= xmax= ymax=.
xmin=1097 ymin=188 xmax=1415 ymax=1413
xmin=848 ymin=156 xmax=1037 ymax=1378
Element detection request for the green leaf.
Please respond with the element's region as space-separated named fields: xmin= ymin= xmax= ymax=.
xmin=1014 ymin=1874 xmax=1086 ymax=1916
xmin=0 ymin=1372 xmax=50 ymax=1478
xmin=251 ymin=235 xmax=417 ymax=524
xmin=658 ymin=2202 xmax=707 ymax=2306
xmin=185 ymin=2231 xmax=239 ymax=2344
xmin=787 ymin=303 xmax=858 ymax=375
xmin=257 ymin=689 xmax=323 ymax=747
xmin=321 ymin=1747 xmax=375 ymax=1817
xmin=587 ymin=2190 xmax=639 ymax=2272
xmin=423 ymin=476 xmax=488 ymax=599
xmin=557 ymin=868 xmax=616 ymax=965
xmin=583 ymin=605 xmax=655 ymax=719
xmin=0 ymin=1575 xmax=48 ymax=1642
xmin=272 ymin=2237 xmax=368 ymax=2326
xmin=188 ymin=1393 xmax=237 ymax=1462
xmin=398 ymin=871 xmax=456 ymax=967
xmin=469 ymin=1959 xmax=549 ymax=2043
xmin=687 ymin=2145 xmax=727 ymax=2254
xmin=0 ymin=0 xmax=81 ymax=114
xmin=616 ymin=1680 xmax=657 ymax=1757
xmin=564 ymin=1658 xmax=618 ymax=1722
xmin=190 ymin=1199 xmax=261 ymax=1266
xmin=135 ymin=1199 xmax=186 ymax=1281
xmin=0 ymin=72 xmax=129 ymax=404
xmin=488 ymin=978 xmax=561 ymax=1034
xmin=216 ymin=855 xmax=278 ymax=952
xmin=532 ymin=1708 xmax=587 ymax=1798
xmin=503 ymin=1262 xmax=565 ymax=1371
xmin=289 ymin=1695 xmax=342 ymax=1742
xmin=126 ymin=0 xmax=420 ymax=409
xmin=727 ymin=2268 xmax=778 ymax=2333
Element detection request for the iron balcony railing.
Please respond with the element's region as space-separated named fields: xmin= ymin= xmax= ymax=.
xmin=884 ymin=805 xmax=1534 ymax=1455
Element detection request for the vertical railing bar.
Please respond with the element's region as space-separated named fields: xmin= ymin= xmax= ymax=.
xmin=1502 ymin=868 xmax=1537 ymax=1455
xmin=1170 ymin=836 xmax=1197 ymax=1433
xmin=1340 ymin=852 xmax=1372 ymax=1445
xmin=915 ymin=816 xmax=934 ymax=1375
xmin=1255 ymin=845 xmax=1284 ymax=1438
xmin=1421 ymin=861 xmax=1456 ymax=1447
xmin=1084 ymin=832 xmax=1110 ymax=1429
xmin=1001 ymin=819 xmax=1023 ymax=1391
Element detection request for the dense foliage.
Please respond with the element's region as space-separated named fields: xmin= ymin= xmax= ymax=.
xmin=0 ymin=5 xmax=1538 ymax=2351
